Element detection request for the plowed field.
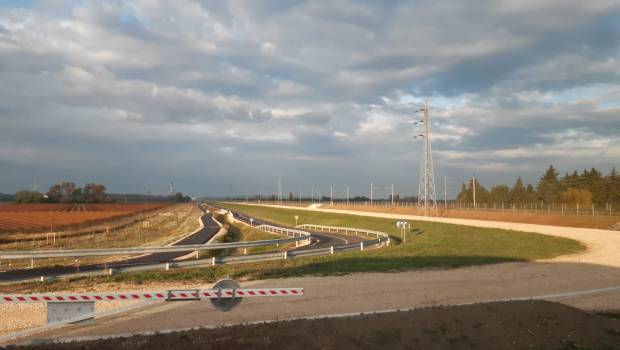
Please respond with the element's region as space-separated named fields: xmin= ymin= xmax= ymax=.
xmin=0 ymin=204 xmax=169 ymax=232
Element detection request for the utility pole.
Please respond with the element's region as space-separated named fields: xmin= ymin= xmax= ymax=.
xmin=444 ymin=176 xmax=448 ymax=208
xmin=299 ymin=191 xmax=302 ymax=205
xmin=347 ymin=187 xmax=350 ymax=205
xmin=311 ymin=188 xmax=314 ymax=203
xmin=416 ymin=99 xmax=438 ymax=216
xmin=277 ymin=177 xmax=282 ymax=204
xmin=330 ymin=185 xmax=333 ymax=205
xmin=370 ymin=183 xmax=373 ymax=206
xmin=472 ymin=176 xmax=477 ymax=209
xmin=391 ymin=184 xmax=394 ymax=207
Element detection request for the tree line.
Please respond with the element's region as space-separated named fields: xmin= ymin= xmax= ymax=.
xmin=456 ymin=166 xmax=620 ymax=208
xmin=16 ymin=182 xmax=111 ymax=204
xmin=15 ymin=182 xmax=193 ymax=204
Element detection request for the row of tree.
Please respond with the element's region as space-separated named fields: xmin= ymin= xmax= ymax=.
xmin=15 ymin=182 xmax=193 ymax=204
xmin=16 ymin=182 xmax=111 ymax=204
xmin=456 ymin=166 xmax=620 ymax=207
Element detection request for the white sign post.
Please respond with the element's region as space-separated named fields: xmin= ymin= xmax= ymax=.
xmin=396 ymin=221 xmax=411 ymax=242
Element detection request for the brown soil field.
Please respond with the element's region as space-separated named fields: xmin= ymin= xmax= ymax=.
xmin=0 ymin=204 xmax=170 ymax=233
xmin=11 ymin=300 xmax=620 ymax=350
xmin=324 ymin=204 xmax=620 ymax=230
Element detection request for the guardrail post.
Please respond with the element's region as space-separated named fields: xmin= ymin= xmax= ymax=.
xmin=283 ymin=251 xmax=288 ymax=259
xmin=330 ymin=246 xmax=334 ymax=254
xmin=165 ymin=262 xmax=170 ymax=271
xmin=360 ymin=242 xmax=364 ymax=251
xmin=30 ymin=258 xmax=34 ymax=269
xmin=195 ymin=251 xmax=199 ymax=259
xmin=212 ymin=257 xmax=216 ymax=266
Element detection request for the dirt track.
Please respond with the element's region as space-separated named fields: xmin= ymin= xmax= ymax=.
xmin=12 ymin=300 xmax=620 ymax=350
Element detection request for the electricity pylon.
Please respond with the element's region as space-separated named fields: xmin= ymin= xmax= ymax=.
xmin=417 ymin=100 xmax=438 ymax=216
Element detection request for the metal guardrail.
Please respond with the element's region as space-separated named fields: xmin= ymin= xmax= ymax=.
xmin=296 ymin=224 xmax=390 ymax=246
xmin=0 ymin=224 xmax=389 ymax=285
xmin=0 ymin=224 xmax=310 ymax=260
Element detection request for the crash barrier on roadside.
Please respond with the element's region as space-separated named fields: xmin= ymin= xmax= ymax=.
xmin=0 ymin=235 xmax=309 ymax=261
xmin=296 ymin=224 xmax=390 ymax=246
xmin=0 ymin=279 xmax=303 ymax=324
xmin=0 ymin=224 xmax=386 ymax=285
xmin=255 ymin=224 xmax=312 ymax=247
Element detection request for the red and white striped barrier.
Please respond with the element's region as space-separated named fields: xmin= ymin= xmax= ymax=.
xmin=0 ymin=288 xmax=304 ymax=303
xmin=1 ymin=280 xmax=303 ymax=325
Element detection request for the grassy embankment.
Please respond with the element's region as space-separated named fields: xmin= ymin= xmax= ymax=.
xmin=1 ymin=202 xmax=585 ymax=293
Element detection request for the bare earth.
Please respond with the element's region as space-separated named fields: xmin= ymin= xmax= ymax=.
xmin=12 ymin=300 xmax=620 ymax=350
xmin=4 ymin=204 xmax=620 ymax=345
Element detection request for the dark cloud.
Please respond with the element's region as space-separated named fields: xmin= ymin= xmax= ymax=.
xmin=0 ymin=1 xmax=618 ymax=196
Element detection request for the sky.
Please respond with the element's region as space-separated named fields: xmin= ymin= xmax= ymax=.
xmin=0 ymin=0 xmax=619 ymax=198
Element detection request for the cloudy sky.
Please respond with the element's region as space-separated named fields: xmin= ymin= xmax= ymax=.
xmin=0 ymin=1 xmax=619 ymax=198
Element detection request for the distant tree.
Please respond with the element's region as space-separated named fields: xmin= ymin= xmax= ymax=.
xmin=456 ymin=179 xmax=489 ymax=205
xmin=489 ymin=185 xmax=511 ymax=204
xmin=174 ymin=192 xmax=185 ymax=203
xmin=536 ymin=165 xmax=561 ymax=204
xmin=560 ymin=188 xmax=592 ymax=206
xmin=71 ymin=188 xmax=83 ymax=203
xmin=456 ymin=182 xmax=470 ymax=204
xmin=46 ymin=184 xmax=62 ymax=203
xmin=15 ymin=190 xmax=44 ymax=203
xmin=58 ymin=182 xmax=77 ymax=203
xmin=526 ymin=184 xmax=536 ymax=202
xmin=510 ymin=177 xmax=527 ymax=205
xmin=83 ymin=183 xmax=107 ymax=203
xmin=608 ymin=168 xmax=620 ymax=206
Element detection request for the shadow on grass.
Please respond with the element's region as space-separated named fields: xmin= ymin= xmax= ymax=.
xmin=238 ymin=255 xmax=526 ymax=280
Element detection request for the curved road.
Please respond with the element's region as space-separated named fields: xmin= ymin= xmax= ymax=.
xmin=0 ymin=212 xmax=221 ymax=282
xmin=224 ymin=208 xmax=363 ymax=250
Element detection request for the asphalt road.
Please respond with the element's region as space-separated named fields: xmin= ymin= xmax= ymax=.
xmin=221 ymin=207 xmax=358 ymax=250
xmin=0 ymin=211 xmax=221 ymax=282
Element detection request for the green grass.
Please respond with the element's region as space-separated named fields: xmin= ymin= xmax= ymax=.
xmin=1 ymin=202 xmax=585 ymax=293
xmin=218 ymin=202 xmax=584 ymax=261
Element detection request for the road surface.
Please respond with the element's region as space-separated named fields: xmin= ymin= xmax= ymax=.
xmin=223 ymin=207 xmax=364 ymax=250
